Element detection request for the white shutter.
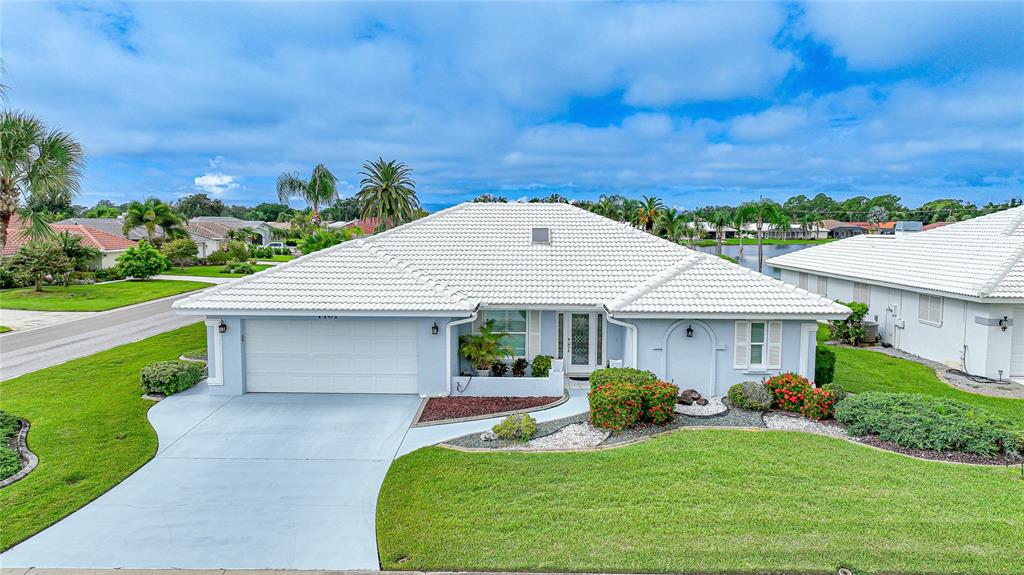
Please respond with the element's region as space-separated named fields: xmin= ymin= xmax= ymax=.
xmin=816 ymin=276 xmax=828 ymax=296
xmin=767 ymin=321 xmax=783 ymax=369
xmin=797 ymin=273 xmax=809 ymax=290
xmin=473 ymin=312 xmax=486 ymax=333
xmin=931 ymin=296 xmax=942 ymax=324
xmin=734 ymin=321 xmax=750 ymax=369
xmin=528 ymin=310 xmax=541 ymax=359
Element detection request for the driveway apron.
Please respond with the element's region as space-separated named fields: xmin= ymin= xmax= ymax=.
xmin=0 ymin=387 xmax=422 ymax=571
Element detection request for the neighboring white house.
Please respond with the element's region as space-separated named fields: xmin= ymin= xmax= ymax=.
xmin=768 ymin=206 xmax=1024 ymax=383
xmin=173 ymin=202 xmax=848 ymax=398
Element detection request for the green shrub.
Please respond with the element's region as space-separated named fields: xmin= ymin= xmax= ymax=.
xmin=140 ymin=360 xmax=205 ymax=395
xmin=95 ymin=267 xmax=127 ymax=282
xmin=116 ymin=240 xmax=170 ymax=279
xmin=0 ymin=410 xmax=23 ymax=480
xmin=589 ymin=382 xmax=643 ymax=430
xmin=490 ymin=360 xmax=509 ymax=376
xmin=835 ymin=392 xmax=1022 ymax=456
xmin=764 ymin=373 xmax=813 ymax=414
xmin=0 ymin=262 xmax=33 ymax=289
xmin=799 ymin=387 xmax=838 ymax=420
xmin=531 ymin=354 xmax=552 ymax=377
xmin=221 ymin=263 xmax=256 ymax=274
xmin=638 ymin=380 xmax=679 ymax=424
xmin=275 ymin=247 xmax=291 ymax=255
xmin=182 ymin=348 xmax=208 ymax=361
xmin=207 ymin=251 xmax=231 ymax=265
xmin=511 ymin=357 xmax=528 ymax=377
xmin=589 ymin=367 xmax=657 ymax=391
xmin=815 ymin=345 xmax=836 ymax=385
xmin=69 ymin=271 xmax=97 ymax=284
xmin=161 ymin=238 xmax=199 ymax=266
xmin=822 ymin=382 xmax=847 ymax=403
xmin=727 ymin=380 xmax=772 ymax=411
xmin=492 ymin=414 xmax=537 ymax=441
xmin=829 ymin=301 xmax=869 ymax=345
xmin=0 ymin=410 xmax=19 ymax=441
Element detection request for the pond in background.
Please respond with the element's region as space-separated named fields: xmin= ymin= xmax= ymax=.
xmin=696 ymin=243 xmax=813 ymax=278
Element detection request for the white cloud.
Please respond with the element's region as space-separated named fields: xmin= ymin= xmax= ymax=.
xmin=193 ymin=173 xmax=239 ymax=197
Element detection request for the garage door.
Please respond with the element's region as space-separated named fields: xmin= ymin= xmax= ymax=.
xmin=1012 ymin=307 xmax=1024 ymax=377
xmin=244 ymin=318 xmax=419 ymax=393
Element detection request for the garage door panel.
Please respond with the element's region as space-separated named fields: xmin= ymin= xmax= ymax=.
xmin=244 ymin=319 xmax=420 ymax=393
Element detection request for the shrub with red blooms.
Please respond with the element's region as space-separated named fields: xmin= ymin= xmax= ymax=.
xmin=589 ymin=383 xmax=643 ymax=430
xmin=764 ymin=372 xmax=813 ymax=414
xmin=799 ymin=387 xmax=837 ymax=420
xmin=639 ymin=380 xmax=680 ymax=424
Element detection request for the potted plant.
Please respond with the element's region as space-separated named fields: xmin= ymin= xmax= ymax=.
xmin=459 ymin=320 xmax=513 ymax=376
xmin=511 ymin=357 xmax=528 ymax=377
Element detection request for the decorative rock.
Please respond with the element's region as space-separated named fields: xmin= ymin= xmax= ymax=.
xmin=508 ymin=423 xmax=609 ymax=450
xmin=678 ymin=389 xmax=703 ymax=405
xmin=479 ymin=430 xmax=498 ymax=441
xmin=763 ymin=412 xmax=850 ymax=439
xmin=675 ymin=395 xmax=727 ymax=416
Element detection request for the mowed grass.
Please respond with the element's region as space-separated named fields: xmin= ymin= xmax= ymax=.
xmin=259 ymin=254 xmax=295 ymax=262
xmin=0 ymin=326 xmax=11 ymax=333
xmin=377 ymin=430 xmax=1024 ymax=574
xmin=0 ymin=280 xmax=210 ymax=311
xmin=0 ymin=323 xmax=206 ymax=551
xmin=820 ymin=326 xmax=1024 ymax=427
xmin=162 ymin=264 xmax=272 ymax=278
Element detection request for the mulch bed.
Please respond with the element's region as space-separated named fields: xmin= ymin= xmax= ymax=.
xmin=419 ymin=396 xmax=562 ymax=423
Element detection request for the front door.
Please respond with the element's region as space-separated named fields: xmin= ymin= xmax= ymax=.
xmin=561 ymin=312 xmax=603 ymax=374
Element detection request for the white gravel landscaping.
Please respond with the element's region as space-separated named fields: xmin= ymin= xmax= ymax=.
xmin=674 ymin=395 xmax=727 ymax=416
xmin=763 ymin=412 xmax=850 ymax=439
xmin=508 ymin=422 xmax=610 ymax=450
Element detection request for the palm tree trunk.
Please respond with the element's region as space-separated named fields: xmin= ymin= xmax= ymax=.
xmin=757 ymin=217 xmax=764 ymax=273
xmin=310 ymin=201 xmax=322 ymax=227
xmin=715 ymin=227 xmax=722 ymax=256
xmin=0 ymin=213 xmax=11 ymax=253
xmin=0 ymin=187 xmax=18 ymax=252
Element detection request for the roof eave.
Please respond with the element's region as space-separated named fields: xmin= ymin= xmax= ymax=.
xmin=607 ymin=311 xmax=849 ymax=320
xmin=173 ymin=307 xmax=477 ymax=318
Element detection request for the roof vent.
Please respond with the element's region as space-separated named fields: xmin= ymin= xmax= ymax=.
xmin=532 ymin=227 xmax=551 ymax=244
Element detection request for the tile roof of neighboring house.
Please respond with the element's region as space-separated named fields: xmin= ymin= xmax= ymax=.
xmin=3 ymin=215 xmax=137 ymax=256
xmin=56 ymin=217 xmax=155 ymax=241
xmin=186 ymin=220 xmax=232 ymax=240
xmin=820 ymin=219 xmax=869 ymax=230
xmin=175 ymin=202 xmax=849 ymax=317
xmin=923 ymin=221 xmax=952 ymax=231
xmin=768 ymin=206 xmax=1024 ymax=301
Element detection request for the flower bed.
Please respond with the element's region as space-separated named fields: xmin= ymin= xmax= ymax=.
xmin=418 ymin=396 xmax=562 ymax=423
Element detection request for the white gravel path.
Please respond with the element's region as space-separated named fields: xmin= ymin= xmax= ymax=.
xmin=763 ymin=412 xmax=850 ymax=438
xmin=675 ymin=396 xmax=727 ymax=416
xmin=508 ymin=423 xmax=610 ymax=450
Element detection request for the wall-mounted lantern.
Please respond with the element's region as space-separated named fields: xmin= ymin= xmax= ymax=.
xmin=431 ymin=322 xmax=440 ymax=335
xmin=218 ymin=322 xmax=227 ymax=334
xmin=686 ymin=325 xmax=694 ymax=338
xmin=999 ymin=316 xmax=1009 ymax=332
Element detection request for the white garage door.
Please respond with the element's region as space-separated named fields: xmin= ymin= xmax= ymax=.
xmin=244 ymin=318 xmax=419 ymax=393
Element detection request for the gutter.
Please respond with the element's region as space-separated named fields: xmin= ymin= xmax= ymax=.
xmin=428 ymin=310 xmax=479 ymax=398
xmin=605 ymin=311 xmax=638 ymax=369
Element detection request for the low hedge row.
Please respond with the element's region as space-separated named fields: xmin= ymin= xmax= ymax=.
xmin=588 ymin=367 xmax=657 ymax=391
xmin=140 ymin=360 xmax=206 ymax=395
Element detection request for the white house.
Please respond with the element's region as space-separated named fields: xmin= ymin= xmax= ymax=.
xmin=173 ymin=202 xmax=848 ymax=398
xmin=768 ymin=206 xmax=1024 ymax=382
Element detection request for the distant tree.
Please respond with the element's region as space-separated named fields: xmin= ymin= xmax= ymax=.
xmin=634 ymin=195 xmax=664 ymax=231
xmin=0 ymin=111 xmax=85 ymax=252
xmin=299 ymin=227 xmax=362 ymax=255
xmin=277 ymin=163 xmax=339 ymax=226
xmin=123 ymin=198 xmax=185 ymax=242
xmin=246 ymin=201 xmax=294 ymax=223
xmin=731 ymin=209 xmax=748 ymax=257
xmin=116 ymin=240 xmax=169 ymax=279
xmin=738 ymin=199 xmax=789 ymax=273
xmin=655 ymin=208 xmax=685 ymax=243
xmin=12 ymin=240 xmax=74 ymax=291
xmin=709 ymin=209 xmax=731 ymax=256
xmin=54 ymin=231 xmax=101 ymax=277
xmin=356 ymin=158 xmax=419 ymax=229
xmin=83 ymin=200 xmax=121 ymax=218
xmin=175 ymin=193 xmax=226 ymax=219
xmin=322 ymin=197 xmax=362 ymax=222
xmin=221 ymin=204 xmax=251 ymax=219
xmin=799 ymin=212 xmax=824 ymax=239
xmin=160 ymin=238 xmax=199 ymax=268
xmin=866 ymin=206 xmax=889 ymax=230
xmin=472 ymin=194 xmax=508 ymax=203
xmin=529 ymin=193 xmax=570 ymax=204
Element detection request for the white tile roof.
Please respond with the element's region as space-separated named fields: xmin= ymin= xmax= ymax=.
xmin=767 ymin=206 xmax=1024 ymax=301
xmin=174 ymin=202 xmax=849 ymax=317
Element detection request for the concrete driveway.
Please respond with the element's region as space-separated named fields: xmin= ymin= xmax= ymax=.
xmin=0 ymin=387 xmax=422 ymax=570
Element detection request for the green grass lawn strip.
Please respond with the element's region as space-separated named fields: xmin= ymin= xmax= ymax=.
xmin=0 ymin=280 xmax=210 ymax=311
xmin=0 ymin=322 xmax=206 ymax=550
xmin=161 ymin=264 xmax=273 ymax=278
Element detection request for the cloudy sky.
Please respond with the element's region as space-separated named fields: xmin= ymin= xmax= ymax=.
xmin=3 ymin=1 xmax=1023 ymax=210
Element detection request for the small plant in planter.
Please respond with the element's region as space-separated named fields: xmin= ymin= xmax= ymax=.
xmin=511 ymin=357 xmax=528 ymax=377
xmin=459 ymin=319 xmax=513 ymax=376
xmin=490 ymin=360 xmax=509 ymax=377
xmin=531 ymin=354 xmax=553 ymax=377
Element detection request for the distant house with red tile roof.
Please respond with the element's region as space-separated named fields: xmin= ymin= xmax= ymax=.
xmin=327 ymin=217 xmax=388 ymax=235
xmin=3 ymin=215 xmax=137 ymax=269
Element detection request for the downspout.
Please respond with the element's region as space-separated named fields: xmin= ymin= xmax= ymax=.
xmin=606 ymin=312 xmax=638 ymax=368
xmin=431 ymin=311 xmax=478 ymax=398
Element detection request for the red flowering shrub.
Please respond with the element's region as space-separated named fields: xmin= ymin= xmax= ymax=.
xmin=799 ymin=387 xmax=837 ymax=420
xmin=639 ymin=380 xmax=680 ymax=424
xmin=589 ymin=383 xmax=643 ymax=430
xmin=764 ymin=373 xmax=812 ymax=414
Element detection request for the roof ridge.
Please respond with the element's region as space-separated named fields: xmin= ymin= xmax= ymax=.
xmin=979 ymin=240 xmax=1024 ymax=297
xmin=606 ymin=256 xmax=700 ymax=311
xmin=1000 ymin=205 xmax=1024 ymax=237
xmin=359 ymin=240 xmax=478 ymax=307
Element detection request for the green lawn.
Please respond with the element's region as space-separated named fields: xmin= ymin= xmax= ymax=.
xmin=0 ymin=280 xmax=211 ymax=312
xmin=162 ymin=264 xmax=273 ymax=278
xmin=0 ymin=326 xmax=11 ymax=333
xmin=820 ymin=327 xmax=1024 ymax=427
xmin=260 ymin=254 xmax=295 ymax=262
xmin=378 ymin=430 xmax=1023 ymax=574
xmin=0 ymin=322 xmax=205 ymax=551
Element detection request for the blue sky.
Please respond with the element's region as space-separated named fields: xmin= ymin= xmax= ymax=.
xmin=3 ymin=1 xmax=1023 ymax=211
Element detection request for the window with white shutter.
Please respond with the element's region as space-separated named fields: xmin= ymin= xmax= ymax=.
xmin=797 ymin=273 xmax=809 ymax=290
xmin=918 ymin=295 xmax=943 ymax=326
xmin=853 ymin=282 xmax=871 ymax=303
xmin=735 ymin=320 xmax=782 ymax=370
xmin=734 ymin=321 xmax=750 ymax=369
xmin=766 ymin=321 xmax=783 ymax=369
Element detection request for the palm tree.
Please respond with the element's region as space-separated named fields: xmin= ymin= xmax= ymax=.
xmin=799 ymin=212 xmax=823 ymax=239
xmin=122 ymin=198 xmax=183 ymax=242
xmin=738 ymin=198 xmax=789 ymax=273
xmin=634 ymin=195 xmax=663 ymax=231
xmin=655 ymin=208 xmax=684 ymax=241
xmin=356 ymin=158 xmax=419 ymax=230
xmin=277 ymin=163 xmax=339 ymax=226
xmin=731 ymin=209 xmax=748 ymax=258
xmin=709 ymin=209 xmax=730 ymax=256
xmin=0 ymin=111 xmax=85 ymax=252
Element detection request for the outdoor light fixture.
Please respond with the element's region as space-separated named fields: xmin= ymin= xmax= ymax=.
xmin=431 ymin=322 xmax=440 ymax=335
xmin=999 ymin=316 xmax=1009 ymax=332
xmin=218 ymin=322 xmax=227 ymax=334
xmin=686 ymin=325 xmax=694 ymax=338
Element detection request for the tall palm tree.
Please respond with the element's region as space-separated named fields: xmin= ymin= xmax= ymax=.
xmin=800 ymin=212 xmax=822 ymax=239
xmin=738 ymin=198 xmax=789 ymax=273
xmin=356 ymin=158 xmax=419 ymax=229
xmin=277 ymin=163 xmax=339 ymax=226
xmin=655 ymin=208 xmax=684 ymax=241
xmin=634 ymin=195 xmax=664 ymax=231
xmin=122 ymin=198 xmax=183 ymax=242
xmin=731 ymin=209 xmax=748 ymax=258
xmin=0 ymin=111 xmax=85 ymax=252
xmin=709 ymin=209 xmax=730 ymax=256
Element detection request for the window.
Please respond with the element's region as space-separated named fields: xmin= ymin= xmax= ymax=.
xmin=853 ymin=282 xmax=871 ymax=304
xmin=816 ymin=275 xmax=828 ymax=296
xmin=918 ymin=295 xmax=943 ymax=326
xmin=734 ymin=320 xmax=782 ymax=370
xmin=484 ymin=310 xmax=528 ymax=356
xmin=797 ymin=272 xmax=809 ymax=290
xmin=749 ymin=322 xmax=766 ymax=367
xmin=556 ymin=312 xmax=564 ymax=359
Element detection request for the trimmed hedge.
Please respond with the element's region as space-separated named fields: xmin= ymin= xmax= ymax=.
xmin=835 ymin=392 xmax=1023 ymax=456
xmin=815 ymin=345 xmax=835 ymax=385
xmin=590 ymin=383 xmax=644 ymax=430
xmin=589 ymin=367 xmax=656 ymax=391
xmin=727 ymin=380 xmax=772 ymax=411
xmin=140 ymin=360 xmax=205 ymax=395
xmin=764 ymin=373 xmax=813 ymax=414
xmin=639 ymin=380 xmax=680 ymax=424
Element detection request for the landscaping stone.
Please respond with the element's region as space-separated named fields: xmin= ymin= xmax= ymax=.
xmin=508 ymin=422 xmax=610 ymax=450
xmin=479 ymin=430 xmax=498 ymax=441
xmin=763 ymin=411 xmax=850 ymax=439
xmin=675 ymin=395 xmax=727 ymax=416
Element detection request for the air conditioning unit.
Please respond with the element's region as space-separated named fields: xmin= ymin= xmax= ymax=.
xmin=863 ymin=321 xmax=879 ymax=343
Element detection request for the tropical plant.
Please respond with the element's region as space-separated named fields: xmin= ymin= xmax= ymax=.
xmin=116 ymin=240 xmax=170 ymax=279
xmin=731 ymin=208 xmax=748 ymax=257
xmin=655 ymin=208 xmax=684 ymax=242
xmin=122 ymin=198 xmax=184 ymax=242
xmin=738 ymin=198 xmax=789 ymax=273
xmin=491 ymin=413 xmax=537 ymax=441
xmin=459 ymin=319 xmax=513 ymax=372
xmin=634 ymin=195 xmax=663 ymax=231
xmin=530 ymin=354 xmax=553 ymax=377
xmin=83 ymin=202 xmax=121 ymax=218
xmin=709 ymin=209 xmax=730 ymax=256
xmin=54 ymin=231 xmax=101 ymax=281
xmin=160 ymin=237 xmax=199 ymax=267
xmin=828 ymin=300 xmax=869 ymax=345
xmin=799 ymin=212 xmax=823 ymax=239
xmin=277 ymin=163 xmax=339 ymax=226
xmin=10 ymin=240 xmax=73 ymax=291
xmin=510 ymin=357 xmax=529 ymax=377
xmin=298 ymin=226 xmax=361 ymax=255
xmin=0 ymin=111 xmax=85 ymax=252
xmin=356 ymin=158 xmax=419 ymax=229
